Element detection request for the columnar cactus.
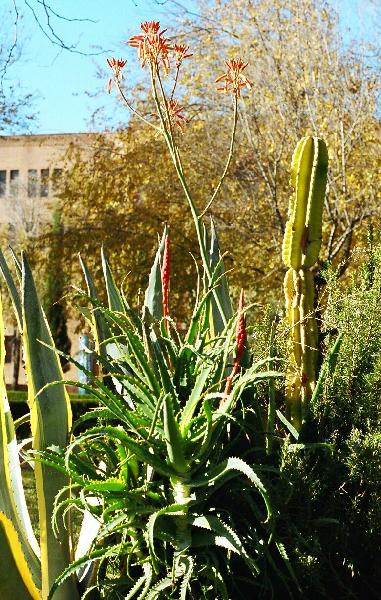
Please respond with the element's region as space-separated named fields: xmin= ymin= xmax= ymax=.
xmin=282 ymin=136 xmax=328 ymax=430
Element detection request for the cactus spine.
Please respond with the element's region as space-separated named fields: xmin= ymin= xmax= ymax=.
xmin=282 ymin=136 xmax=328 ymax=430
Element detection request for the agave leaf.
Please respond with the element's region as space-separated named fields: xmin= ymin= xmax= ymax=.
xmin=0 ymin=248 xmax=22 ymax=330
xmin=0 ymin=295 xmax=41 ymax=589
xmin=21 ymin=254 xmax=79 ymax=600
xmin=0 ymin=512 xmax=42 ymax=600
xmin=143 ymin=228 xmax=166 ymax=324
xmin=8 ymin=245 xmax=22 ymax=276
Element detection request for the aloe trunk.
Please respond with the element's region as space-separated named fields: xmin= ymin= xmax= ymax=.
xmin=282 ymin=136 xmax=328 ymax=430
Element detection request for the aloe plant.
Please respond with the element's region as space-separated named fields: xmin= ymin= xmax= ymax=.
xmin=0 ymin=251 xmax=100 ymax=600
xmin=31 ymin=227 xmax=297 ymax=599
xmin=282 ymin=136 xmax=329 ymax=430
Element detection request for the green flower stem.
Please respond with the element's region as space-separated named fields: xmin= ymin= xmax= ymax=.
xmin=199 ymin=94 xmax=238 ymax=218
xmin=151 ymin=70 xmax=229 ymax=327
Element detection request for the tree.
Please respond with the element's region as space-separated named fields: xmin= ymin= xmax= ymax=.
xmin=0 ymin=6 xmax=37 ymax=132
xmin=54 ymin=0 xmax=380 ymax=317
xmin=43 ymin=209 xmax=71 ymax=371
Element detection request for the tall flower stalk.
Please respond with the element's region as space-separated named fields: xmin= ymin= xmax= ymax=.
xmin=108 ymin=22 xmax=253 ymax=326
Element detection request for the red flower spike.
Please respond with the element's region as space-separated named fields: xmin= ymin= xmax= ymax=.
xmin=223 ymin=289 xmax=246 ymax=398
xmin=215 ymin=58 xmax=253 ymax=97
xmin=173 ymin=44 xmax=193 ymax=66
xmin=106 ymin=58 xmax=127 ymax=93
xmin=161 ymin=234 xmax=170 ymax=332
xmin=127 ymin=21 xmax=172 ymax=75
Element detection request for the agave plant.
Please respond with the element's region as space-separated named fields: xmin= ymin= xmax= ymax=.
xmin=0 ymin=250 xmax=101 ymax=600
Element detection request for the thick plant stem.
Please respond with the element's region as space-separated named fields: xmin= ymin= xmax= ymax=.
xmin=172 ymin=479 xmax=191 ymax=553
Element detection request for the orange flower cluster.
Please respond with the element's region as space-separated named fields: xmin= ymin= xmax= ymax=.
xmin=173 ymin=43 xmax=193 ymax=67
xmin=106 ymin=22 xmax=253 ymax=132
xmin=128 ymin=21 xmax=172 ymax=76
xmin=216 ymin=58 xmax=253 ymax=97
xmin=106 ymin=58 xmax=127 ymax=93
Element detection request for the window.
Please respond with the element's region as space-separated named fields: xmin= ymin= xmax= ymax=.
xmin=0 ymin=171 xmax=6 ymax=197
xmin=40 ymin=168 xmax=49 ymax=197
xmin=10 ymin=170 xmax=19 ymax=196
xmin=28 ymin=169 xmax=38 ymax=197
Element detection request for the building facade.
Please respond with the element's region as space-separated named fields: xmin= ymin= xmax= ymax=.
xmin=0 ymin=133 xmax=95 ymax=388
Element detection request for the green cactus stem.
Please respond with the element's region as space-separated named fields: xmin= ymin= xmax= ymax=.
xmin=282 ymin=136 xmax=328 ymax=430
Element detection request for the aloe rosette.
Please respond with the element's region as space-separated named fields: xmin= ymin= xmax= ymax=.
xmin=35 ymin=226 xmax=291 ymax=599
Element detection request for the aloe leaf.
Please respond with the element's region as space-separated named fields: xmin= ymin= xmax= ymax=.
xmin=72 ymin=426 xmax=177 ymax=478
xmin=191 ymin=514 xmax=259 ymax=574
xmin=162 ymin=394 xmax=188 ymax=474
xmin=79 ymin=255 xmax=109 ymax=359
xmin=179 ymin=555 xmax=193 ymax=600
xmin=149 ymin=331 xmax=179 ymax=409
xmin=208 ymin=218 xmax=233 ymax=336
xmin=101 ymin=246 xmax=124 ymax=312
xmin=276 ymin=410 xmax=299 ymax=440
xmin=127 ymin=564 xmax=152 ymax=600
xmin=146 ymin=577 xmax=173 ymax=599
xmin=143 ymin=228 xmax=166 ymax=323
xmin=147 ymin=503 xmax=185 ymax=570
xmin=124 ymin=328 xmax=161 ymax=395
xmin=21 ymin=254 xmax=79 ymax=600
xmin=180 ymin=366 xmax=213 ymax=434
xmin=190 ymin=456 xmax=272 ymax=521
xmin=47 ymin=544 xmax=123 ymax=600
xmin=191 ymin=529 xmax=244 ymax=553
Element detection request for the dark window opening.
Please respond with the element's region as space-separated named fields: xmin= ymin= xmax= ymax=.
xmin=0 ymin=171 xmax=6 ymax=197
xmin=10 ymin=170 xmax=19 ymax=197
xmin=28 ymin=169 xmax=38 ymax=197
xmin=40 ymin=168 xmax=49 ymax=197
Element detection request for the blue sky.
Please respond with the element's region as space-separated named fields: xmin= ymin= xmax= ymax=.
xmin=2 ymin=0 xmax=378 ymax=135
